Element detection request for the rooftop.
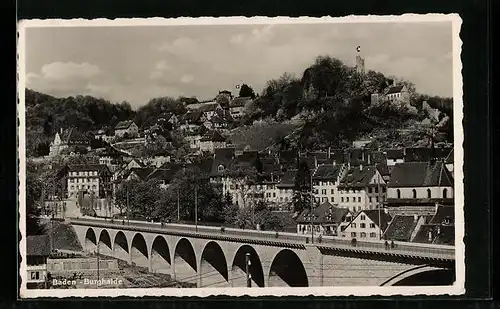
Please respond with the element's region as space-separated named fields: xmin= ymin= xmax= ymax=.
xmin=296 ymin=201 xmax=350 ymax=224
xmin=388 ymin=161 xmax=454 ymax=188
xmin=115 ymin=120 xmax=136 ymax=130
xmin=383 ymin=215 xmax=419 ymax=241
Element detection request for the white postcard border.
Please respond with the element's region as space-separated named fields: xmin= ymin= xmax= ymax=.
xmin=17 ymin=14 xmax=465 ymax=298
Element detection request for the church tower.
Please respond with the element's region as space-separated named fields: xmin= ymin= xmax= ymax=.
xmin=355 ymin=45 xmax=365 ymax=75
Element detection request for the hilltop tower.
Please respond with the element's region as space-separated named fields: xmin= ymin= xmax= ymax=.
xmin=355 ymin=46 xmax=365 ymax=75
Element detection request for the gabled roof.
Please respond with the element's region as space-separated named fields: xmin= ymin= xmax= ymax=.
xmin=358 ymin=209 xmax=392 ymax=232
xmin=412 ymin=224 xmax=455 ymax=245
xmin=383 ymin=215 xmax=419 ymax=241
xmin=60 ymin=127 xmax=89 ymax=143
xmin=429 ymin=205 xmax=454 ymax=225
xmin=181 ymin=111 xmax=205 ymax=124
xmin=386 ymin=85 xmax=405 ymax=94
xmin=388 ymin=161 xmax=454 ymax=188
xmin=115 ymin=120 xmax=136 ymax=130
xmin=376 ymin=162 xmax=391 ymax=176
xmin=200 ymin=130 xmax=226 ymax=142
xmin=387 ymin=149 xmax=404 ymax=159
xmin=312 ymin=164 xmax=343 ymax=181
xmin=403 ymin=147 xmax=453 ymax=163
xmin=230 ymin=96 xmax=252 ymax=108
xmin=146 ymin=169 xmax=174 ymax=183
xmin=296 ymin=201 xmax=350 ymax=224
xmin=186 ymin=102 xmax=220 ymax=113
xmin=126 ymin=167 xmax=156 ymax=181
xmin=27 ymin=235 xmax=51 ymax=257
xmin=338 ymin=165 xmax=378 ymax=188
xmin=276 ymin=170 xmax=296 ymax=188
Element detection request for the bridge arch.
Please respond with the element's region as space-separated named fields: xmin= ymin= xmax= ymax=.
xmin=268 ymin=249 xmax=308 ymax=287
xmin=199 ymin=241 xmax=229 ymax=287
xmin=84 ymin=228 xmax=97 ymax=252
xmin=150 ymin=236 xmax=171 ymax=274
xmin=381 ymin=265 xmax=455 ymax=286
xmin=231 ymin=245 xmax=265 ymax=287
xmin=173 ymin=238 xmax=197 ymax=285
xmin=131 ymin=233 xmax=149 ymax=268
xmin=113 ymin=231 xmax=129 ymax=262
xmin=98 ymin=229 xmax=113 ymax=257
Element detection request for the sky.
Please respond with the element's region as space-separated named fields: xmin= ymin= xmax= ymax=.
xmin=24 ymin=20 xmax=453 ymax=109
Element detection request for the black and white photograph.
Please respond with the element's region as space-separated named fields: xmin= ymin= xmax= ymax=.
xmin=17 ymin=15 xmax=464 ymax=297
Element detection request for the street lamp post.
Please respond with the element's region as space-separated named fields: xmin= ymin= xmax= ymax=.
xmin=195 ymin=185 xmax=198 ymax=233
xmin=245 ymin=253 xmax=251 ymax=287
xmin=310 ymin=173 xmax=314 ymax=244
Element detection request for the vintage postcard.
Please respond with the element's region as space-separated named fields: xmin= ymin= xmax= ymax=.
xmin=17 ymin=14 xmax=464 ymax=298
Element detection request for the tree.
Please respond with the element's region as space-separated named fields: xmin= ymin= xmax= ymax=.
xmin=222 ymin=192 xmax=239 ymax=225
xmin=223 ymin=162 xmax=259 ymax=209
xmin=292 ymin=158 xmax=312 ymax=214
xmin=238 ymin=84 xmax=256 ymax=99
xmin=26 ymin=166 xmax=44 ymax=235
xmin=257 ymin=209 xmax=285 ymax=231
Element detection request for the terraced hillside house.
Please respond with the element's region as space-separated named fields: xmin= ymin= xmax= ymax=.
xmin=179 ymin=111 xmax=208 ymax=133
xmin=386 ymin=160 xmax=454 ymax=216
xmin=296 ymin=201 xmax=352 ymax=236
xmin=66 ymin=164 xmax=112 ymax=198
xmin=229 ymin=96 xmax=252 ymax=119
xmin=114 ymin=120 xmax=139 ymax=138
xmin=312 ymin=163 xmax=349 ymax=205
xmin=337 ymin=164 xmax=387 ymax=212
xmin=185 ymin=101 xmax=222 ymax=120
xmin=49 ymin=127 xmax=90 ymax=157
xmin=341 ymin=209 xmax=392 ymax=241
xmin=199 ymin=130 xmax=227 ymax=153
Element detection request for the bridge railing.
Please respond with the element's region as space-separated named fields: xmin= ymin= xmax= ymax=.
xmin=70 ymin=217 xmax=455 ymax=259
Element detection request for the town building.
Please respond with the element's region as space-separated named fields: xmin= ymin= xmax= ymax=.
xmin=411 ymin=205 xmax=455 ymax=245
xmin=275 ymin=170 xmax=296 ymax=209
xmin=370 ymin=81 xmax=411 ymax=106
xmin=199 ymin=130 xmax=227 ymax=153
xmin=185 ymin=101 xmax=222 ymax=120
xmin=210 ymin=109 xmax=234 ymax=132
xmin=386 ymin=161 xmax=454 ymax=216
xmin=296 ymin=201 xmax=352 ymax=236
xmin=66 ymin=164 xmax=112 ymax=198
xmin=382 ymin=214 xmax=427 ymax=242
xmin=114 ymin=120 xmax=139 ymax=138
xmin=337 ymin=165 xmax=387 ymax=212
xmin=179 ymin=111 xmax=207 ymax=133
xmin=312 ymin=163 xmax=349 ymax=204
xmin=49 ymin=128 xmax=90 ymax=157
xmin=341 ymin=209 xmax=392 ymax=240
xmin=144 ymin=150 xmax=171 ymax=168
xmin=229 ymin=97 xmax=252 ymax=119
xmin=26 ymin=235 xmax=51 ymax=288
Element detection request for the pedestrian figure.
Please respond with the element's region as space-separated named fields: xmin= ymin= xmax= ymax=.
xmin=351 ymin=238 xmax=357 ymax=247
xmin=122 ymin=219 xmax=125 ymax=225
xmin=385 ymin=240 xmax=389 ymax=250
xmin=275 ymin=231 xmax=279 ymax=238
xmin=390 ymin=240 xmax=395 ymax=249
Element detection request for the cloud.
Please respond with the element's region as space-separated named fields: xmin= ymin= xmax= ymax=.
xmin=229 ymin=24 xmax=276 ymax=46
xmin=158 ymin=37 xmax=198 ymax=54
xmin=180 ymin=74 xmax=194 ymax=84
xmin=40 ymin=62 xmax=102 ymax=81
xmin=149 ymin=60 xmax=172 ymax=81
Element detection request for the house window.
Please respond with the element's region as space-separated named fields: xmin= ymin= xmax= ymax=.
xmin=341 ymin=197 xmax=344 ymax=202
xmin=360 ymin=223 xmax=366 ymax=228
xmin=358 ymin=197 xmax=361 ymax=202
xmin=370 ymin=223 xmax=376 ymax=228
xmin=331 ymin=197 xmax=334 ymax=203
xmin=346 ymin=197 xmax=350 ymax=202
xmin=369 ymin=197 xmax=372 ymax=203
xmin=322 ymin=189 xmax=327 ymax=195
xmin=397 ymin=189 xmax=401 ymax=199
xmin=352 ymin=223 xmax=356 ymax=228
xmin=382 ymin=187 xmax=386 ymax=193
xmin=360 ymin=232 xmax=367 ymax=238
xmin=273 ymin=193 xmax=276 ymax=197
xmin=427 ymin=189 xmax=432 ymax=198
xmin=351 ymin=232 xmax=357 ymax=238
xmin=412 ymin=189 xmax=417 ymax=198
xmin=375 ymin=187 xmax=379 ymax=193
xmin=361 ymin=215 xmax=365 ymax=220
xmin=30 ymin=271 xmax=40 ymax=280
xmin=443 ymin=188 xmax=448 ymax=198
xmin=376 ymin=196 xmax=379 ymax=202
xmin=331 ymin=189 xmax=334 ymax=194
xmin=370 ymin=232 xmax=377 ymax=237
xmin=322 ymin=197 xmax=327 ymax=202
xmin=71 ymin=185 xmax=75 ymax=190
xmin=368 ymin=187 xmax=372 ymax=193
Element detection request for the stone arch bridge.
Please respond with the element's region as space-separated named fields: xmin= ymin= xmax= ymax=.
xmin=70 ymin=218 xmax=455 ymax=288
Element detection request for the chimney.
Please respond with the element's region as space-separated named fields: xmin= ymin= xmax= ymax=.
xmin=60 ymin=127 xmax=63 ymax=134
xmin=413 ymin=214 xmax=418 ymax=222
xmin=328 ymin=147 xmax=331 ymax=159
xmin=437 ymin=226 xmax=441 ymax=235
xmin=367 ymin=153 xmax=371 ymax=165
xmin=428 ymin=231 xmax=433 ymax=242
xmin=333 ymin=160 xmax=336 ymax=167
xmin=359 ymin=164 xmax=363 ymax=171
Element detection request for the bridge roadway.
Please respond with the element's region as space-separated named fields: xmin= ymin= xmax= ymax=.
xmin=70 ymin=217 xmax=456 ymax=287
